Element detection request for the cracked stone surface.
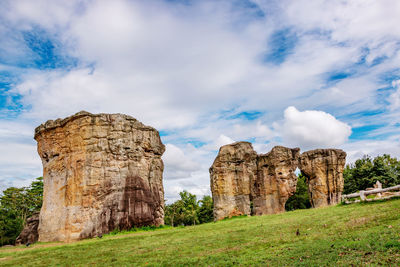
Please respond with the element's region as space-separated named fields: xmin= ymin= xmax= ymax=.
xmin=210 ymin=142 xmax=347 ymax=220
xmin=252 ymin=146 xmax=300 ymax=215
xmin=35 ymin=111 xmax=165 ymax=242
xmin=210 ymin=143 xmax=300 ymax=220
xmin=209 ymin=142 xmax=257 ymax=220
xmin=299 ymin=149 xmax=346 ymax=208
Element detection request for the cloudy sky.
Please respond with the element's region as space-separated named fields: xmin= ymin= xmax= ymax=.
xmin=1 ymin=0 xmax=400 ymax=201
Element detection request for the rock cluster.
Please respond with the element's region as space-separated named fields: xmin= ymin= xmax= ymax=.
xmin=210 ymin=142 xmax=300 ymax=220
xmin=210 ymin=142 xmax=346 ymax=220
xmin=34 ymin=111 xmax=165 ymax=242
xmin=15 ymin=213 xmax=39 ymax=245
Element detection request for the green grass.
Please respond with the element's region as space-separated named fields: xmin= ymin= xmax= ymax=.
xmin=1 ymin=199 xmax=399 ymax=266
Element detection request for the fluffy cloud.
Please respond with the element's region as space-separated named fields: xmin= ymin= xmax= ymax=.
xmin=0 ymin=120 xmax=42 ymax=192
xmin=0 ymin=142 xmax=42 ymax=192
xmin=343 ymin=135 xmax=400 ymax=163
xmin=1 ymin=0 xmax=400 ymax=200
xmin=280 ymin=106 xmax=352 ymax=149
xmin=213 ymin=134 xmax=235 ymax=150
xmin=163 ymin=144 xmax=200 ymax=180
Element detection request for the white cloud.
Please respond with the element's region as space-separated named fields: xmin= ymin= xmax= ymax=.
xmin=0 ymin=142 xmax=42 ymax=193
xmin=389 ymin=80 xmax=400 ymax=111
xmin=162 ymin=143 xmax=212 ymax=203
xmin=342 ymin=135 xmax=400 ymax=164
xmin=1 ymin=0 xmax=400 ymax=200
xmin=280 ymin=106 xmax=352 ymax=150
xmin=214 ymin=134 xmax=235 ymax=150
xmin=162 ymin=144 xmax=200 ymax=180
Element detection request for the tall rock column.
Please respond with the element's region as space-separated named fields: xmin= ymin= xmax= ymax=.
xmin=210 ymin=142 xmax=257 ymax=221
xmin=252 ymin=146 xmax=300 ymax=215
xmin=300 ymin=149 xmax=346 ymax=208
xmin=35 ymin=111 xmax=165 ymax=242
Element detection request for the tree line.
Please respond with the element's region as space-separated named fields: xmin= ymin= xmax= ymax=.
xmin=0 ymin=177 xmax=43 ymax=246
xmin=1 ymin=154 xmax=400 ymax=246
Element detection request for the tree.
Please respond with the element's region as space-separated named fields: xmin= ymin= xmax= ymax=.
xmin=164 ymin=191 xmax=214 ymax=227
xmin=343 ymin=154 xmax=400 ymax=194
xmin=177 ymin=191 xmax=199 ymax=226
xmin=285 ymin=173 xmax=311 ymax=211
xmin=164 ymin=201 xmax=179 ymax=227
xmin=0 ymin=207 xmax=24 ymax=246
xmin=0 ymin=177 xmax=43 ymax=246
xmin=197 ymin=195 xmax=213 ymax=224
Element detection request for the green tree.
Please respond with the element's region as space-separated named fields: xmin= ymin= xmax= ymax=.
xmin=285 ymin=173 xmax=311 ymax=211
xmin=164 ymin=201 xmax=180 ymax=227
xmin=177 ymin=191 xmax=199 ymax=226
xmin=0 ymin=177 xmax=43 ymax=246
xmin=0 ymin=207 xmax=24 ymax=246
xmin=197 ymin=195 xmax=213 ymax=224
xmin=164 ymin=192 xmax=213 ymax=226
xmin=343 ymin=154 xmax=400 ymax=194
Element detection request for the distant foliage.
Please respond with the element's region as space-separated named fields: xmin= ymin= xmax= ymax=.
xmin=343 ymin=154 xmax=400 ymax=194
xmin=197 ymin=195 xmax=213 ymax=224
xmin=0 ymin=177 xmax=43 ymax=246
xmin=285 ymin=173 xmax=311 ymax=211
xmin=164 ymin=191 xmax=213 ymax=226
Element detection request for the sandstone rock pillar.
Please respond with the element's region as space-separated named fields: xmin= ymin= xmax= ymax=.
xmin=35 ymin=111 xmax=165 ymax=242
xmin=209 ymin=142 xmax=257 ymax=221
xmin=252 ymin=146 xmax=300 ymax=215
xmin=210 ymin=143 xmax=300 ymax=220
xmin=299 ymin=149 xmax=346 ymax=208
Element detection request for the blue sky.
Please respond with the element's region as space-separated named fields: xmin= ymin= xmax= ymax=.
xmin=1 ymin=0 xmax=400 ymax=201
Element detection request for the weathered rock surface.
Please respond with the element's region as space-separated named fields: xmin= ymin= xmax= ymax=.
xmin=300 ymin=149 xmax=346 ymax=208
xmin=210 ymin=142 xmax=257 ymax=221
xmin=210 ymin=143 xmax=300 ymax=220
xmin=211 ymin=142 xmax=348 ymax=219
xmin=35 ymin=111 xmax=165 ymax=242
xmin=15 ymin=213 xmax=39 ymax=245
xmin=253 ymin=146 xmax=300 ymax=215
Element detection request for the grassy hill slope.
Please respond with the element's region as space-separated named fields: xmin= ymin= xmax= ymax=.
xmin=1 ymin=199 xmax=399 ymax=266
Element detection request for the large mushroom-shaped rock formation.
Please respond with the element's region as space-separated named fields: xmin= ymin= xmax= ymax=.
xmin=35 ymin=111 xmax=165 ymax=242
xmin=299 ymin=149 xmax=346 ymax=208
xmin=253 ymin=146 xmax=300 ymax=215
xmin=209 ymin=142 xmax=257 ymax=221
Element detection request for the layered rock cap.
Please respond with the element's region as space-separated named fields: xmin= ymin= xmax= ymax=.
xmin=35 ymin=111 xmax=165 ymax=242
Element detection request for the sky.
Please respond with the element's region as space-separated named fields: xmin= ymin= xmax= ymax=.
xmin=1 ymin=0 xmax=400 ymax=202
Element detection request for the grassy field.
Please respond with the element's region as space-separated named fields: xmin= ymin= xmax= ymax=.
xmin=1 ymin=199 xmax=399 ymax=266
